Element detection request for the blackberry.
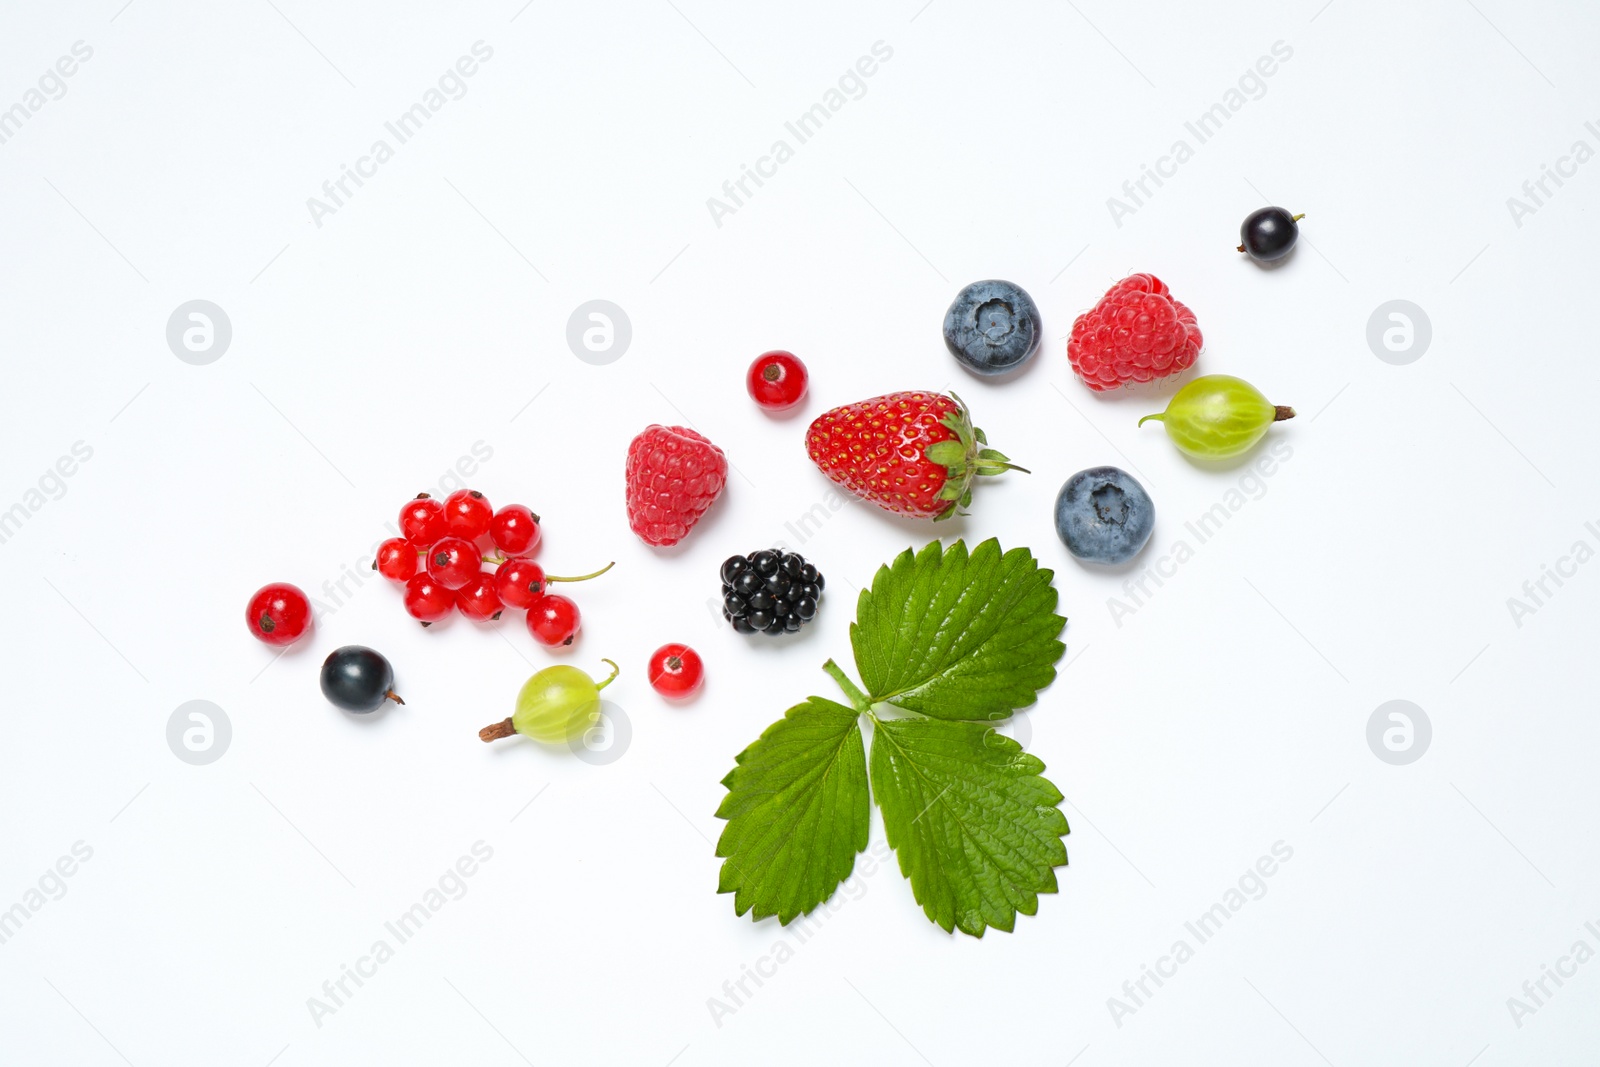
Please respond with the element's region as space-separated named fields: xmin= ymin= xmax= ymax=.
xmin=720 ymin=549 xmax=824 ymax=636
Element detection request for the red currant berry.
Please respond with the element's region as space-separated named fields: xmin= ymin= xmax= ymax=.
xmin=403 ymin=574 xmax=454 ymax=625
xmin=456 ymin=573 xmax=503 ymax=621
xmin=246 ymin=582 xmax=312 ymax=646
xmin=648 ymin=643 xmax=704 ymax=698
xmin=374 ymin=537 xmax=419 ymax=582
xmin=425 ymin=536 xmax=481 ymax=590
xmin=489 ymin=504 xmax=541 ymax=556
xmin=444 ymin=489 xmax=493 ymax=540
xmin=495 ymin=557 xmax=547 ymax=610
xmin=526 ymin=594 xmax=581 ymax=647
xmin=399 ymin=494 xmax=448 ymax=546
xmin=746 ymin=350 xmax=808 ymax=412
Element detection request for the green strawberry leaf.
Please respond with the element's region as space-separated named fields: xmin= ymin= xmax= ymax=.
xmin=714 ymin=697 xmax=870 ymax=925
xmin=851 ymin=538 xmax=1065 ymax=720
xmin=869 ymin=716 xmax=1068 ymax=936
xmin=715 ymin=539 xmax=1071 ymax=938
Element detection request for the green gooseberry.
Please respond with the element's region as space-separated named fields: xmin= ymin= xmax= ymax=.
xmin=479 ymin=659 xmax=619 ymax=745
xmin=1139 ymin=374 xmax=1295 ymax=459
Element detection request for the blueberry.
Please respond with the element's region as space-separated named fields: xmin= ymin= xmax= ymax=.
xmin=1238 ymin=206 xmax=1303 ymax=262
xmin=943 ymin=279 xmax=1042 ymax=376
xmin=1054 ymin=467 xmax=1154 ymax=565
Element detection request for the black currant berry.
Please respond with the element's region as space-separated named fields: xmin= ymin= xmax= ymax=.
xmin=320 ymin=646 xmax=403 ymax=713
xmin=720 ymin=549 xmax=823 ymax=636
xmin=1238 ymin=206 xmax=1304 ymax=262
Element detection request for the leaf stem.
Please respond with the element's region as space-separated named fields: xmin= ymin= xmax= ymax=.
xmin=821 ymin=659 xmax=871 ymax=713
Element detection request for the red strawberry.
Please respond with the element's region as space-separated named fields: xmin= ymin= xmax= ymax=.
xmin=626 ymin=424 xmax=728 ymax=546
xmin=1067 ymin=273 xmax=1201 ymax=391
xmin=805 ymin=391 xmax=1023 ymax=520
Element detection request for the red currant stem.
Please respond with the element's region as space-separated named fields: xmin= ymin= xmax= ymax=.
xmin=481 ymin=554 xmax=508 ymax=565
xmin=386 ymin=689 xmax=405 ymax=706
xmin=547 ymin=561 xmax=615 ymax=584
xmin=594 ymin=658 xmax=620 ymax=692
xmin=478 ymin=717 xmax=515 ymax=742
xmin=1274 ymin=405 xmax=1296 ymax=422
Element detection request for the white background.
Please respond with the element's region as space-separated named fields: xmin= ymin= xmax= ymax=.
xmin=2 ymin=0 xmax=1596 ymax=1063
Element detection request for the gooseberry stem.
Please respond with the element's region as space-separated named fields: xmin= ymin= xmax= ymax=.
xmin=1138 ymin=413 xmax=1165 ymax=426
xmin=548 ymin=561 xmax=616 ymax=584
xmin=594 ymin=658 xmax=620 ymax=691
xmin=821 ymin=659 xmax=872 ymax=713
xmin=479 ymin=718 xmax=515 ymax=742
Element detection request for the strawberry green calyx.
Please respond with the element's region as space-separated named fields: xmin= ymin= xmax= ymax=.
xmin=926 ymin=392 xmax=1029 ymax=519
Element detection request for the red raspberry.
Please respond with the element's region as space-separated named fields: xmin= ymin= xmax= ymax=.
xmin=1067 ymin=274 xmax=1202 ymax=391
xmin=625 ymin=424 xmax=728 ymax=546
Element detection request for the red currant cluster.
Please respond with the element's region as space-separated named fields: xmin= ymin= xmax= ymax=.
xmin=374 ymin=489 xmax=612 ymax=647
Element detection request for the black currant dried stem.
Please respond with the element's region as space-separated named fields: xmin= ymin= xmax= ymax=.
xmin=1274 ymin=405 xmax=1296 ymax=422
xmin=386 ymin=689 xmax=405 ymax=706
